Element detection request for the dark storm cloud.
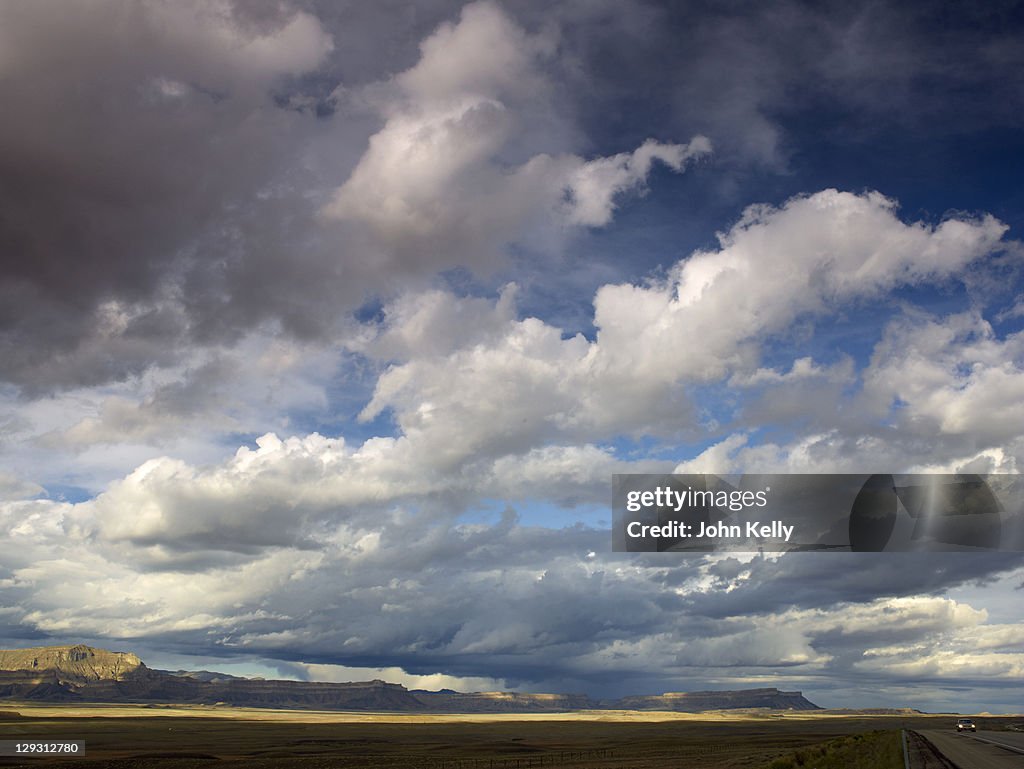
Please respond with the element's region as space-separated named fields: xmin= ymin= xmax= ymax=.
xmin=0 ymin=1 xmax=343 ymax=390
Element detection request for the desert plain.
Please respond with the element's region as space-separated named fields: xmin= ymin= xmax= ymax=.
xmin=0 ymin=704 xmax=1018 ymax=769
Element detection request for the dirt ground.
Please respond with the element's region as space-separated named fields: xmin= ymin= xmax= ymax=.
xmin=0 ymin=705 xmax=1016 ymax=769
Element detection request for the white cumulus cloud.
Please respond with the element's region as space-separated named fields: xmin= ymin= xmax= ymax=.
xmin=322 ymin=1 xmax=709 ymax=264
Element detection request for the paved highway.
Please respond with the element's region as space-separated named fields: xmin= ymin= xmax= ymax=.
xmin=921 ymin=730 xmax=1024 ymax=768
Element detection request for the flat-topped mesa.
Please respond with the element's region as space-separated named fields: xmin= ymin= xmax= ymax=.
xmin=0 ymin=644 xmax=145 ymax=683
xmin=612 ymin=687 xmax=820 ymax=712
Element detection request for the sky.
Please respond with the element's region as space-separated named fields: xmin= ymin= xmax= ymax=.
xmin=1 ymin=0 xmax=1023 ymax=713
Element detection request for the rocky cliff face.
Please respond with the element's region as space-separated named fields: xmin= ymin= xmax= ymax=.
xmin=0 ymin=645 xmax=821 ymax=713
xmin=0 ymin=644 xmax=145 ymax=683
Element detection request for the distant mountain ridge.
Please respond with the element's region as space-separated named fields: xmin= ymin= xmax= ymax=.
xmin=0 ymin=644 xmax=821 ymax=713
xmin=613 ymin=688 xmax=818 ymax=711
